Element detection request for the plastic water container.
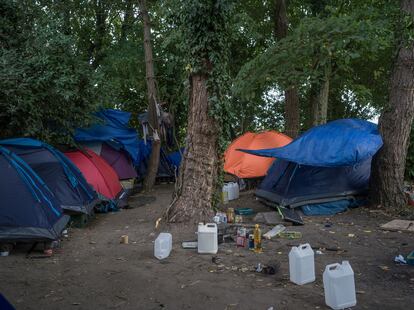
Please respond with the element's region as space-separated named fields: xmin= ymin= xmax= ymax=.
xmin=323 ymin=261 xmax=357 ymax=310
xmin=289 ymin=243 xmax=315 ymax=285
xmin=228 ymin=182 xmax=239 ymax=200
xmin=227 ymin=183 xmax=235 ymax=200
xmin=154 ymin=233 xmax=172 ymax=260
xmin=197 ymin=223 xmax=218 ymax=254
xmin=233 ymin=182 xmax=239 ymax=199
xmin=222 ymin=185 xmax=229 ymax=204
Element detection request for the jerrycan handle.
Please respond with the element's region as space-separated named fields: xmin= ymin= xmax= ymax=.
xmin=300 ymin=243 xmax=311 ymax=250
xmin=325 ymin=263 xmax=341 ymax=272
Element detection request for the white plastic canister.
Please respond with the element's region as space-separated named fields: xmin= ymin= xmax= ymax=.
xmin=289 ymin=243 xmax=315 ymax=285
xmin=197 ymin=223 xmax=218 ymax=254
xmin=233 ymin=182 xmax=239 ymax=199
xmin=323 ymin=261 xmax=357 ymax=310
xmin=227 ymin=183 xmax=235 ymax=200
xmin=154 ymin=233 xmax=172 ymax=260
xmin=222 ymin=185 xmax=229 ymax=204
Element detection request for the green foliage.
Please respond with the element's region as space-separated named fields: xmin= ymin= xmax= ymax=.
xmin=0 ymin=0 xmax=99 ymax=145
xmin=0 ymin=0 xmax=411 ymax=165
xmin=235 ymin=10 xmax=394 ymax=97
xmin=232 ymin=1 xmax=401 ymax=134
xmin=168 ymin=0 xmax=233 ymax=147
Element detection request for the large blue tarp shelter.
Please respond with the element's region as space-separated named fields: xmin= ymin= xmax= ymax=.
xmin=0 ymin=146 xmax=69 ymax=242
xmin=240 ymin=119 xmax=383 ymax=209
xmin=0 ymin=138 xmax=98 ymax=215
xmin=75 ymin=109 xmax=140 ymax=163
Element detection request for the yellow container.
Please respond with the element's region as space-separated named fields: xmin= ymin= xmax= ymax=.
xmin=253 ymin=224 xmax=262 ymax=253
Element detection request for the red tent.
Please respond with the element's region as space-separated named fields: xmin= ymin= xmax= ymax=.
xmin=64 ymin=149 xmax=122 ymax=200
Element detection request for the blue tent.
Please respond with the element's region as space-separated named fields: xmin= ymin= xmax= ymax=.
xmin=240 ymin=119 xmax=383 ymax=210
xmin=75 ymin=109 xmax=140 ymax=163
xmin=0 ymin=138 xmax=98 ymax=215
xmin=136 ymin=140 xmax=182 ymax=179
xmin=0 ymin=146 xmax=69 ymax=242
xmin=167 ymin=148 xmax=184 ymax=171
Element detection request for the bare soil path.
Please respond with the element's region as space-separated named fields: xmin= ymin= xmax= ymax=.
xmin=1 ymin=185 xmax=413 ymax=309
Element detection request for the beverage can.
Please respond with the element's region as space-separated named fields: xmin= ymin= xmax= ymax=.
xmin=248 ymin=234 xmax=254 ymax=250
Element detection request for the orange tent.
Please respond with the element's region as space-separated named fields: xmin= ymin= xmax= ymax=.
xmin=224 ymin=131 xmax=292 ymax=178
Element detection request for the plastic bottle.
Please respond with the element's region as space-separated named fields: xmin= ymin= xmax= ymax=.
xmin=248 ymin=234 xmax=254 ymax=250
xmin=253 ymin=224 xmax=262 ymax=253
xmin=289 ymin=243 xmax=315 ymax=285
xmin=263 ymin=224 xmax=286 ymax=239
xmin=323 ymin=261 xmax=357 ymax=310
xmin=154 ymin=233 xmax=172 ymax=260
xmin=226 ymin=208 xmax=235 ymax=224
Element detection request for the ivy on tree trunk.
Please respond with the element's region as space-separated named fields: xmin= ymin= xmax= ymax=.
xmin=166 ymin=73 xmax=219 ymax=222
xmin=165 ymin=0 xmax=231 ymax=223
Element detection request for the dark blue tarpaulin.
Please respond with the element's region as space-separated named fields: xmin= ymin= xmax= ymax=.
xmin=167 ymin=148 xmax=184 ymax=170
xmin=75 ymin=109 xmax=140 ymax=163
xmin=301 ymin=198 xmax=365 ymax=216
xmin=136 ymin=139 xmax=183 ymax=179
xmin=241 ymin=119 xmax=383 ymax=213
xmin=240 ymin=119 xmax=383 ymax=167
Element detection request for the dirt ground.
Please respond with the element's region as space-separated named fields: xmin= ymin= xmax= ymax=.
xmin=1 ymin=184 xmax=413 ymax=310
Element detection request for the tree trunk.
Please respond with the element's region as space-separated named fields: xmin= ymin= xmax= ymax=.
xmin=121 ymin=0 xmax=134 ymax=42
xmin=369 ymin=0 xmax=414 ymax=210
xmin=305 ymin=83 xmax=318 ymax=129
xmin=285 ymin=87 xmax=300 ymax=137
xmin=166 ymin=74 xmax=219 ymax=223
xmin=274 ymin=0 xmax=300 ymax=138
xmin=92 ymin=0 xmax=107 ymax=69
xmin=140 ymin=0 xmax=161 ymax=192
xmin=311 ymin=61 xmax=331 ymax=126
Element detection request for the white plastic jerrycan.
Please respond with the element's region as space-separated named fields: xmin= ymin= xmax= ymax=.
xmin=154 ymin=233 xmax=172 ymax=260
xmin=222 ymin=184 xmax=229 ymax=204
xmin=227 ymin=183 xmax=235 ymax=200
xmin=197 ymin=223 xmax=218 ymax=254
xmin=289 ymin=243 xmax=315 ymax=285
xmin=323 ymin=261 xmax=357 ymax=310
xmin=230 ymin=182 xmax=239 ymax=199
